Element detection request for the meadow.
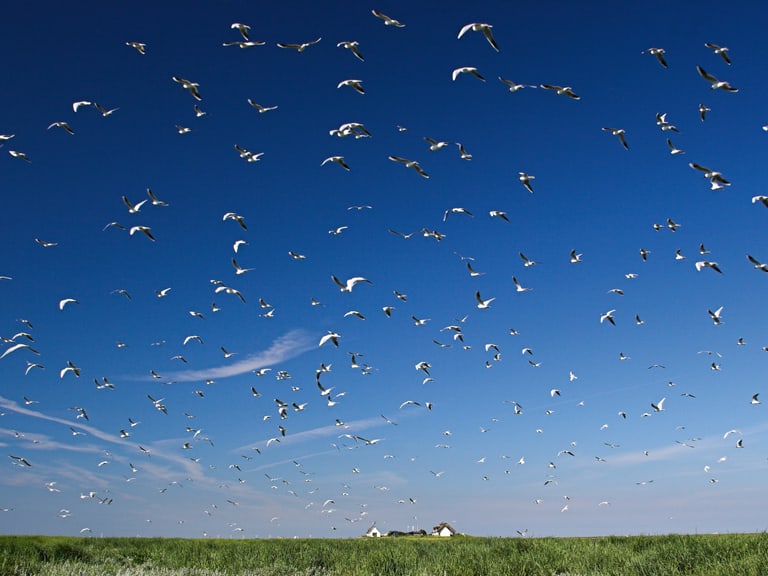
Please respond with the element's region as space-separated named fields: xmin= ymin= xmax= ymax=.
xmin=1 ymin=533 xmax=767 ymax=576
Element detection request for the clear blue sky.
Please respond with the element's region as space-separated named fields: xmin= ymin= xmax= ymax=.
xmin=2 ymin=0 xmax=768 ymax=539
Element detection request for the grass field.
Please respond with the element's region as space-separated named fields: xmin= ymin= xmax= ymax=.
xmin=1 ymin=533 xmax=767 ymax=576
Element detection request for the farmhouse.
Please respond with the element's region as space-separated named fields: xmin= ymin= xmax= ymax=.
xmin=364 ymin=524 xmax=382 ymax=537
xmin=431 ymin=522 xmax=457 ymax=537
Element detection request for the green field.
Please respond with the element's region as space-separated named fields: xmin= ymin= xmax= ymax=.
xmin=1 ymin=533 xmax=767 ymax=576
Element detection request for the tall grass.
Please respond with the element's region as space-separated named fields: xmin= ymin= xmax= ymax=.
xmin=1 ymin=533 xmax=767 ymax=576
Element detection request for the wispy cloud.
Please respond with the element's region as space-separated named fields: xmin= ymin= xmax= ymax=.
xmin=165 ymin=329 xmax=315 ymax=382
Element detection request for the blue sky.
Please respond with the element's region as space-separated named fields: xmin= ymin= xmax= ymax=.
xmin=2 ymin=0 xmax=768 ymax=539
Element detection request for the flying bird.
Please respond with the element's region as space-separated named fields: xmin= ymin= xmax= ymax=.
xmin=337 ymin=41 xmax=364 ymax=61
xmin=47 ymin=121 xmax=75 ymax=135
xmin=704 ymin=42 xmax=731 ymax=64
xmin=277 ymin=38 xmax=322 ymax=51
xmin=172 ymin=76 xmax=202 ymax=100
xmin=452 ymin=67 xmax=485 ymax=82
xmin=337 ymin=79 xmax=364 ymax=94
xmin=371 ymin=9 xmax=405 ymax=27
xmin=540 ymin=84 xmax=580 ymax=99
xmin=696 ymin=65 xmax=738 ymax=92
xmin=457 ymin=23 xmax=499 ymax=52
xmin=388 ymin=155 xmax=429 ymax=178
xmin=602 ymin=127 xmax=629 ymax=150
xmin=331 ymin=275 xmax=372 ymax=292
xmin=642 ymin=47 xmax=668 ymax=68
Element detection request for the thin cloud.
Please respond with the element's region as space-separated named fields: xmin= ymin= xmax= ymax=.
xmin=166 ymin=329 xmax=315 ymax=382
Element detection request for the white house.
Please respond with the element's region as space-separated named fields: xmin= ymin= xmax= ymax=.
xmin=364 ymin=524 xmax=382 ymax=537
xmin=431 ymin=522 xmax=456 ymax=537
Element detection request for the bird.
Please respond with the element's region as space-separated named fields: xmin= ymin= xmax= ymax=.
xmin=223 ymin=40 xmax=266 ymax=48
xmin=696 ymin=65 xmax=738 ymax=92
xmin=223 ymin=212 xmax=247 ymax=229
xmin=319 ymin=332 xmax=341 ymax=347
xmin=443 ymin=207 xmax=473 ymax=220
xmin=126 ymin=41 xmax=146 ymax=54
xmin=8 ymin=150 xmax=31 ymax=163
xmin=175 ymin=125 xmax=191 ymax=135
xmin=47 ymin=121 xmax=75 ymax=135
xmin=456 ymin=142 xmax=473 ymax=160
xmin=651 ymin=397 xmax=666 ymax=412
xmin=231 ymin=258 xmax=253 ymax=275
xmin=247 ymin=100 xmax=278 ymax=113
xmin=337 ymin=79 xmax=364 ymax=94
xmin=277 ymin=38 xmax=322 ymax=51
xmin=747 ymin=254 xmax=768 ymax=272
xmin=172 ymin=76 xmax=202 ymax=100
xmin=704 ymin=42 xmax=731 ymax=64
xmin=194 ymin=105 xmax=207 ymax=117
xmin=230 ymin=23 xmax=251 ymax=40
xmin=512 ymin=276 xmax=531 ymax=293
xmin=388 ymin=156 xmax=429 ymax=178
xmin=331 ymin=275 xmax=372 ymax=292
xmin=600 ymin=310 xmax=616 ymax=326
xmin=122 ymin=195 xmax=147 ymax=214
xmin=452 ymin=67 xmax=485 ymax=82
xmin=58 ymin=298 xmax=79 ymax=310
xmin=371 ymin=9 xmax=405 ymax=27
xmin=457 ymin=23 xmax=499 ymax=52
xmin=489 ymin=210 xmax=509 ymax=222
xmin=475 ymin=291 xmax=495 ymax=309
xmin=699 ymin=103 xmax=711 ymax=121
xmin=425 ymin=137 xmax=451 ymax=151
xmin=519 ymin=172 xmax=535 ymax=193
xmin=752 ymin=196 xmax=768 ymax=208
xmin=337 ymin=41 xmax=364 ymax=61
xmin=695 ymin=261 xmax=723 ymax=274
xmin=499 ymin=77 xmax=535 ymax=92
xmin=708 ymin=306 xmax=724 ymax=325
xmin=602 ymin=127 xmax=629 ymax=150
xmin=129 ymin=226 xmax=155 ymax=241
xmin=642 ymin=47 xmax=668 ymax=68
xmin=689 ymin=162 xmax=730 ymax=187
xmin=35 ymin=238 xmax=58 ymax=248
xmin=72 ymin=100 xmax=93 ymax=112
xmin=321 ymin=156 xmax=351 ymax=171
xmin=569 ymin=249 xmax=583 ymax=263
xmin=666 ymin=139 xmax=685 ymax=155
xmin=540 ymin=84 xmax=580 ymax=99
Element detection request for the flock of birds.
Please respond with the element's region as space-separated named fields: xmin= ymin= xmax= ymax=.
xmin=2 ymin=7 xmax=767 ymax=538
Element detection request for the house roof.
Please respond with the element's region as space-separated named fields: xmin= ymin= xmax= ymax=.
xmin=432 ymin=522 xmax=456 ymax=533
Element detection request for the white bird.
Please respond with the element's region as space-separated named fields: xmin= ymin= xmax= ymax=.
xmin=602 ymin=127 xmax=629 ymax=150
xmin=708 ymin=306 xmax=724 ymax=325
xmin=223 ymin=212 xmax=247 ymax=230
xmin=388 ymin=155 xmax=429 ymax=178
xmin=540 ymin=84 xmax=580 ymax=99
xmin=752 ymin=195 xmax=768 ymax=208
xmin=498 ymin=77 xmax=535 ymax=92
xmin=696 ymin=65 xmax=738 ymax=92
xmin=319 ymin=332 xmax=341 ymax=347
xmin=651 ymin=397 xmax=666 ymax=412
xmin=247 ymin=100 xmax=278 ymax=113
xmin=512 ymin=276 xmax=531 ymax=293
xmin=175 ymin=125 xmax=191 ymax=134
xmin=443 ymin=207 xmax=473 ymax=220
xmin=489 ymin=210 xmax=509 ymax=222
xmin=689 ymin=162 xmax=730 ymax=187
xmin=337 ymin=41 xmax=364 ymax=61
xmin=425 ymin=137 xmax=451 ymax=151
xmin=518 ymin=172 xmax=535 ymax=193
xmin=747 ymin=254 xmax=768 ymax=272
xmin=8 ymin=150 xmax=31 ymax=163
xmin=72 ymin=101 xmax=93 ymax=112
xmin=371 ymin=9 xmax=405 ymax=27
xmin=0 ymin=134 xmax=16 ymax=141
xmin=35 ymin=238 xmax=57 ymax=248
xmin=122 ymin=195 xmax=147 ymax=214
xmin=666 ymin=139 xmax=685 ymax=155
xmin=231 ymin=23 xmax=251 ymax=40
xmin=277 ymin=38 xmax=321 ymax=52
xmin=59 ymin=298 xmax=79 ymax=310
xmin=642 ymin=47 xmax=668 ymax=68
xmin=337 ymin=79 xmax=364 ymax=94
xmin=129 ymin=226 xmax=155 ymax=241
xmin=600 ymin=310 xmax=616 ymax=326
xmin=457 ymin=23 xmax=499 ymax=52
xmin=569 ymin=249 xmax=583 ymax=263
xmin=222 ymin=40 xmax=265 ymax=48
xmin=704 ymin=42 xmax=731 ymax=65
xmin=475 ymin=291 xmax=495 ymax=309
xmin=1 ymin=343 xmax=40 ymax=360
xmin=321 ymin=156 xmax=351 ymax=171
xmin=452 ymin=67 xmax=485 ymax=82
xmin=331 ymin=275 xmax=372 ymax=292
xmin=695 ymin=261 xmax=723 ymax=274
xmin=456 ymin=142 xmax=473 ymax=160
xmin=172 ymin=76 xmax=202 ymax=100
xmin=47 ymin=121 xmax=75 ymax=135
xmin=231 ymin=258 xmax=253 ymax=275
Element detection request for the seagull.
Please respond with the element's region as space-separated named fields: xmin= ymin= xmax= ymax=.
xmin=321 ymin=156 xmax=351 ymax=170
xmin=72 ymin=101 xmax=93 ymax=112
xmin=456 ymin=142 xmax=473 ymax=160
xmin=223 ymin=212 xmax=247 ymax=230
xmin=475 ymin=291 xmax=495 ymax=309
xmin=247 ymin=100 xmax=278 ymax=113
xmin=489 ymin=210 xmax=509 ymax=222
xmin=94 ymin=103 xmax=119 ymax=117
xmin=223 ymin=40 xmax=266 ymax=48
xmin=600 ymin=310 xmax=616 ymax=326
xmin=35 ymin=238 xmax=57 ymax=248
xmin=337 ymin=41 xmax=364 ymax=61
xmin=277 ymin=38 xmax=321 ymax=51
xmin=129 ymin=226 xmax=155 ymax=241
xmin=695 ymin=261 xmax=723 ymax=274
xmin=230 ymin=22 xmax=251 ymax=40
xmin=696 ymin=65 xmax=738 ymax=92
xmin=425 ymin=137 xmax=451 ymax=151
xmin=126 ymin=41 xmax=146 ymax=54
xmin=172 ymin=76 xmax=202 ymax=100
xmin=231 ymin=258 xmax=253 ymax=275
xmin=602 ymin=127 xmax=629 ymax=150
xmin=457 ymin=23 xmax=499 ymax=52
xmin=59 ymin=298 xmax=79 ymax=310
xmin=704 ymin=42 xmax=731 ymax=64
xmin=175 ymin=125 xmax=191 ymax=134
xmin=540 ymin=84 xmax=580 ymax=99
xmin=9 ymin=455 xmax=32 ymax=467
xmin=642 ymin=47 xmax=668 ymax=68
xmin=752 ymin=195 xmax=768 ymax=208
xmin=512 ymin=276 xmax=532 ymax=293
xmin=194 ymin=104 xmax=206 ymax=117
xmin=569 ymin=249 xmax=583 ymax=263
xmin=699 ymin=103 xmax=711 ymax=121
xmin=233 ymin=145 xmax=263 ymax=163
xmin=666 ymin=139 xmax=685 ymax=155
xmin=331 ymin=275 xmax=372 ymax=292
xmin=8 ymin=150 xmax=31 ymax=163
xmin=689 ymin=162 xmax=730 ymax=186
xmin=47 ymin=121 xmax=75 ymax=135
xmin=499 ymin=77 xmax=535 ymax=92
xmin=651 ymin=397 xmax=666 ymax=412
xmin=518 ymin=172 xmax=535 ymax=193
xmin=443 ymin=207 xmax=473 ymax=220
xmin=1 ymin=343 xmax=40 ymax=360
xmin=371 ymin=9 xmax=405 ymax=27
xmin=0 ymin=134 xmax=16 ymax=141
xmin=122 ymin=195 xmax=147 ymax=214
xmin=452 ymin=67 xmax=485 ymax=82
xmin=707 ymin=306 xmax=724 ymax=325
xmin=747 ymin=254 xmax=768 ymax=272
xmin=388 ymin=155 xmax=429 ymax=178
xmin=337 ymin=79 xmax=364 ymax=94
xmin=328 ymin=226 xmax=348 ymax=235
